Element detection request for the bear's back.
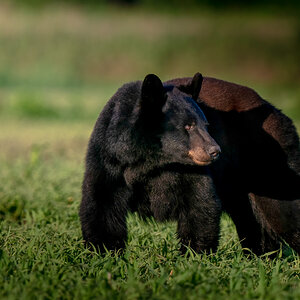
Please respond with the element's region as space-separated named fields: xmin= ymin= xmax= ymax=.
xmin=95 ymin=81 xmax=142 ymax=135
xmin=86 ymin=81 xmax=142 ymax=169
xmin=201 ymin=77 xmax=300 ymax=173
xmin=166 ymin=76 xmax=264 ymax=112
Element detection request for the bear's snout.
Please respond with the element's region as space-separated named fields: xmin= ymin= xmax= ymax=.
xmin=208 ymin=145 xmax=221 ymax=161
xmin=188 ymin=128 xmax=221 ymax=165
xmin=188 ymin=146 xmax=220 ymax=166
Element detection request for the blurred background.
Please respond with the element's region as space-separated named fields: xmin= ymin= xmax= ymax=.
xmin=0 ymin=0 xmax=300 ymax=162
xmin=0 ymin=0 xmax=299 ymax=180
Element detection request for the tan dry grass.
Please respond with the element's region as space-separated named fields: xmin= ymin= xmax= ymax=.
xmin=0 ymin=4 xmax=295 ymax=40
xmin=0 ymin=119 xmax=91 ymax=161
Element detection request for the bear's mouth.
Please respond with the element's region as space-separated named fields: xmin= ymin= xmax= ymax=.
xmin=189 ymin=157 xmax=213 ymax=166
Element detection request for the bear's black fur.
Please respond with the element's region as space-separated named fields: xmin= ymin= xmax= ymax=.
xmin=80 ymin=73 xmax=222 ymax=253
xmin=168 ymin=76 xmax=300 ymax=255
xmin=81 ymin=73 xmax=300 ymax=256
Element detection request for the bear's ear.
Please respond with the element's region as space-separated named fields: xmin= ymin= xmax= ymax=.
xmin=178 ymin=72 xmax=203 ymax=101
xmin=190 ymin=72 xmax=203 ymax=101
xmin=140 ymin=74 xmax=166 ymax=114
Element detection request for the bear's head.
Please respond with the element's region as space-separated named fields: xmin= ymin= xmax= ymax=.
xmin=136 ymin=73 xmax=221 ymax=166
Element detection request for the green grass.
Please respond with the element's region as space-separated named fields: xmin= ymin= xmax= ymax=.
xmin=0 ymin=148 xmax=299 ymax=299
xmin=0 ymin=3 xmax=300 ymax=299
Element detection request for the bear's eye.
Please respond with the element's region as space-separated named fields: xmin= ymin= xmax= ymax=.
xmin=185 ymin=122 xmax=196 ymax=131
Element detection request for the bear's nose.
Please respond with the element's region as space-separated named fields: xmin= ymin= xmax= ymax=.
xmin=208 ymin=146 xmax=221 ymax=160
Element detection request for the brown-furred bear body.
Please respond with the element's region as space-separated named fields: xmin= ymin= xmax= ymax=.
xmin=167 ymin=76 xmax=300 ymax=254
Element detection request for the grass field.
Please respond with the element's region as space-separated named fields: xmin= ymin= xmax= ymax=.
xmin=0 ymin=3 xmax=299 ymax=299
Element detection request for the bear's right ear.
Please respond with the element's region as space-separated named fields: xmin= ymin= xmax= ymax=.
xmin=178 ymin=72 xmax=203 ymax=101
xmin=140 ymin=74 xmax=166 ymax=116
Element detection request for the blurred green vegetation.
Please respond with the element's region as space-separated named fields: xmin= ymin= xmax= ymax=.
xmin=0 ymin=2 xmax=299 ymax=127
xmin=6 ymin=0 xmax=300 ymax=12
xmin=0 ymin=5 xmax=299 ymax=87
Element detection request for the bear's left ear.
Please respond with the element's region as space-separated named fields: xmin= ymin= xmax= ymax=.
xmin=140 ymin=74 xmax=166 ymax=115
xmin=178 ymin=72 xmax=203 ymax=101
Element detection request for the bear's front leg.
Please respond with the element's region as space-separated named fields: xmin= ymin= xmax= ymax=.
xmin=80 ymin=168 xmax=131 ymax=252
xmin=176 ymin=173 xmax=221 ymax=254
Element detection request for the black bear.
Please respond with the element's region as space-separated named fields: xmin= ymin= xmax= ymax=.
xmin=80 ymin=73 xmax=222 ymax=253
xmin=167 ymin=76 xmax=300 ymax=255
